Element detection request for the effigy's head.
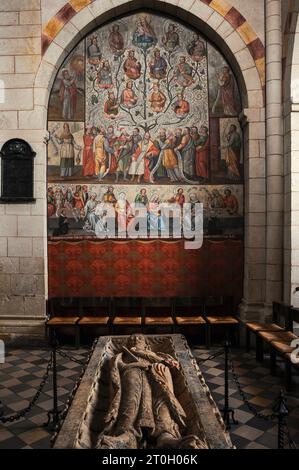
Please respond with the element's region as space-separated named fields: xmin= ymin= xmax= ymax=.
xmin=127 ymin=334 xmax=148 ymax=350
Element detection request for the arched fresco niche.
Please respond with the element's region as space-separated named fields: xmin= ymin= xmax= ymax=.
xmin=47 ymin=11 xmax=243 ymax=239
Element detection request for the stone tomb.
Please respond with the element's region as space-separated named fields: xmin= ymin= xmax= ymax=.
xmin=54 ymin=334 xmax=233 ymax=449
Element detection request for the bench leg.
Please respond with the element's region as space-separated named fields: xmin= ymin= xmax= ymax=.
xmin=270 ymin=347 xmax=276 ymax=376
xmin=205 ymin=324 xmax=211 ymax=349
xmin=48 ymin=326 xmax=54 ymax=346
xmin=285 ymin=359 xmax=292 ymax=392
xmin=246 ymin=328 xmax=250 ymax=352
xmin=256 ymin=334 xmax=264 ymax=362
xmin=235 ymin=324 xmax=240 ymax=348
xmin=75 ymin=325 xmax=80 ymax=349
xmin=45 ymin=324 xmax=49 ymax=342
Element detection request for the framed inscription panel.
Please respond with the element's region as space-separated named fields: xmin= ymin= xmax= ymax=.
xmin=0 ymin=139 xmax=36 ymax=203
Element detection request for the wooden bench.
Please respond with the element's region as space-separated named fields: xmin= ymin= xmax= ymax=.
xmin=204 ymin=296 xmax=239 ymax=348
xmin=255 ymin=303 xmax=294 ymax=362
xmin=245 ymin=302 xmax=287 ymax=358
xmin=144 ymin=303 xmax=175 ymax=332
xmin=172 ymin=298 xmax=206 ymax=342
xmin=47 ymin=298 xmax=116 ymax=347
xmin=267 ymin=306 xmax=299 ymax=391
xmin=78 ymin=303 xmax=112 ymax=338
xmin=111 ymin=298 xmax=144 ymax=333
xmin=46 ymin=299 xmax=81 ymax=348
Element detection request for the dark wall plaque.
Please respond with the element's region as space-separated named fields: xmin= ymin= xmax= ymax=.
xmin=0 ymin=139 xmax=36 ymax=203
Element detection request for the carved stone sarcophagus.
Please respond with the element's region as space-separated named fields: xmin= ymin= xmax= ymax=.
xmin=54 ymin=335 xmax=233 ymax=449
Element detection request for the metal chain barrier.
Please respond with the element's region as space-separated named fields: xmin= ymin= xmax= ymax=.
xmin=228 ymin=346 xmax=276 ymax=421
xmin=0 ymin=351 xmax=53 ymax=424
xmin=50 ymin=339 xmax=98 ymax=447
xmin=0 ymin=340 xmax=93 ymax=427
xmin=227 ymin=345 xmax=297 ymax=449
xmin=196 ymin=348 xmax=224 ymax=364
xmin=56 ymin=348 xmax=85 ymax=366
xmin=282 ymin=426 xmax=297 ymax=449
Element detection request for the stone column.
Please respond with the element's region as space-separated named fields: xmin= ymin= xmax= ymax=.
xmin=283 ymin=4 xmax=299 ymax=309
xmin=265 ymin=0 xmax=284 ymax=314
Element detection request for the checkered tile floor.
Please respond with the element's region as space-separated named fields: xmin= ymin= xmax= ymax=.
xmin=0 ymin=342 xmax=298 ymax=449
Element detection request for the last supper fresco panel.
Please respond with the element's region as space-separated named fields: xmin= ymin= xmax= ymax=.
xmin=47 ymin=12 xmax=243 ymax=239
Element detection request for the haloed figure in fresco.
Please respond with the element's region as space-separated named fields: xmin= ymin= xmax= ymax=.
xmin=123 ymin=50 xmax=142 ymax=80
xmin=175 ymin=56 xmax=195 ymax=88
xmin=162 ymin=23 xmax=179 ymax=51
xmin=149 ymin=82 xmax=167 ymax=113
xmin=212 ymin=66 xmax=239 ymax=116
xmin=187 ymin=32 xmax=206 ymax=62
xmin=104 ymin=91 xmax=119 ymax=118
xmin=121 ymin=80 xmax=138 ymax=108
xmin=82 ymin=126 xmax=95 ymax=177
xmin=129 ymin=131 xmax=159 ymax=183
xmin=59 ymin=69 xmax=77 ymax=120
xmin=96 ymin=60 xmax=113 ymax=89
xmin=133 ymin=15 xmax=157 ymax=48
xmin=220 ymin=124 xmax=242 ymax=181
xmin=172 ymin=92 xmax=190 ymax=117
xmin=87 ymin=35 xmax=102 ymax=64
xmin=93 ymin=126 xmax=107 ymax=179
xmin=191 ymin=125 xmax=209 ymax=182
xmin=149 ymin=49 xmax=168 ymax=80
xmin=55 ymin=123 xmax=82 ymax=177
xmin=175 ymin=127 xmax=195 ymax=179
xmin=108 ymin=24 xmax=125 ymax=57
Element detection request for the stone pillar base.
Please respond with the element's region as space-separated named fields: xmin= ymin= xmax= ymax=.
xmin=238 ymin=299 xmax=266 ymax=322
xmin=0 ymin=317 xmax=46 ymax=340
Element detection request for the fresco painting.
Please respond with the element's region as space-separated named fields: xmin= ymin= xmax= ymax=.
xmin=47 ymin=183 xmax=243 ymax=238
xmin=47 ymin=12 xmax=244 ymax=239
xmin=218 ymin=118 xmax=243 ymax=182
xmin=207 ymin=44 xmax=241 ymax=118
xmin=48 ymin=121 xmax=84 ymax=178
xmin=48 ymin=43 xmax=85 ymax=122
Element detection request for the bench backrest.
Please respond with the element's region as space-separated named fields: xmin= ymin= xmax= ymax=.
xmin=173 ymin=297 xmax=204 ymax=315
xmin=272 ymin=302 xmax=294 ymax=331
xmin=203 ymin=296 xmax=235 ymax=316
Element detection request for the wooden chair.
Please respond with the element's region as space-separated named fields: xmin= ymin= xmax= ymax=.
xmin=245 ymin=302 xmax=287 ymax=355
xmin=173 ymin=298 xmax=206 ymax=341
xmin=267 ymin=307 xmax=299 ymax=391
xmin=256 ymin=303 xmax=295 ymax=362
xmin=78 ymin=300 xmax=112 ymax=338
xmin=144 ymin=299 xmax=175 ymax=332
xmin=204 ymin=296 xmax=239 ymax=348
xmin=46 ymin=298 xmax=80 ymax=348
xmin=111 ymin=298 xmax=143 ymax=333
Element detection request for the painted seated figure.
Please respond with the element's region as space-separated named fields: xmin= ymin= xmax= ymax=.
xmin=96 ymin=334 xmax=208 ymax=449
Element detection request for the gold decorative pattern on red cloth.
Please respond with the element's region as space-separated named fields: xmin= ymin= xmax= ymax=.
xmin=48 ymin=239 xmax=243 ymax=299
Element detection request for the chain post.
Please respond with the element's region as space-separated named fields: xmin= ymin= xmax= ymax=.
xmin=45 ymin=332 xmax=63 ymax=429
xmin=272 ymin=390 xmax=289 ymax=449
xmin=220 ymin=341 xmax=238 ymax=430
xmin=196 ymin=348 xmax=223 ymax=365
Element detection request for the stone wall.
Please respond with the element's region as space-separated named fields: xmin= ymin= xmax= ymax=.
xmin=0 ymin=0 xmax=46 ymax=335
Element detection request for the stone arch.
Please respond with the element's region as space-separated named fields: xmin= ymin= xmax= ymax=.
xmin=35 ymin=0 xmax=266 ymax=318
xmin=36 ymin=0 xmax=264 ymax=109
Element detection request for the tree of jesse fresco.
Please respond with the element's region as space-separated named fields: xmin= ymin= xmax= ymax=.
xmin=48 ymin=13 xmax=241 ymax=185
